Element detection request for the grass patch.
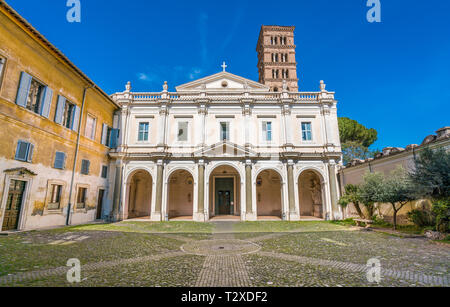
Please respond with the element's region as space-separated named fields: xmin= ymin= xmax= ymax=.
xmin=72 ymin=221 xmax=215 ymax=234
xmin=233 ymin=221 xmax=346 ymax=233
xmin=0 ymin=230 xmax=182 ymax=276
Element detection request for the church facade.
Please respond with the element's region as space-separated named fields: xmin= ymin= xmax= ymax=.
xmin=109 ymin=26 xmax=342 ymax=222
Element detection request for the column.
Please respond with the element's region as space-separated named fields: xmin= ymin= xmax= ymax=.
xmin=245 ymin=160 xmax=255 ymax=220
xmin=158 ymin=105 xmax=168 ymax=148
xmin=199 ymin=105 xmax=207 ymax=146
xmin=243 ymin=104 xmax=251 ymax=147
xmin=111 ymin=160 xmax=124 ymax=222
xmin=195 ymin=160 xmax=206 ymax=221
xmin=327 ymin=160 xmax=340 ymax=220
xmin=153 ymin=160 xmax=164 ymax=221
xmin=287 ymin=160 xmax=297 ymax=220
xmin=283 ymin=104 xmax=293 ymax=147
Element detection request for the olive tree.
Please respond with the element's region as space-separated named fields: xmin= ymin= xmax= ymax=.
xmin=379 ymin=167 xmax=415 ymax=230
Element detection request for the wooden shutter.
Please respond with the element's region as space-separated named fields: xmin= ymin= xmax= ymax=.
xmin=262 ymin=122 xmax=267 ymax=141
xmin=54 ymin=96 xmax=66 ymax=125
xmin=71 ymin=105 xmax=80 ymax=132
xmin=101 ymin=124 xmax=108 ymax=145
xmin=54 ymin=152 xmax=66 ymax=169
xmin=109 ymin=129 xmax=119 ymax=149
xmin=26 ymin=143 xmax=34 ymax=163
xmin=16 ymin=72 xmax=32 ymax=107
xmin=15 ymin=141 xmax=28 ymax=161
xmin=40 ymin=87 xmax=53 ymax=118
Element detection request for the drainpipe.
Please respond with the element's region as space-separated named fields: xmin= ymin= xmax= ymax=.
xmin=66 ymin=85 xmax=94 ymax=226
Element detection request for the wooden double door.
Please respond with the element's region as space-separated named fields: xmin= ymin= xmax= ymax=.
xmin=215 ymin=178 xmax=235 ymax=216
xmin=2 ymin=180 xmax=26 ymax=231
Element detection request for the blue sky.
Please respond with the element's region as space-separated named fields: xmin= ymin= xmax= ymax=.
xmin=6 ymin=0 xmax=450 ymax=150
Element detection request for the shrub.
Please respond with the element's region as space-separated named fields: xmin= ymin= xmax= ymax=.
xmin=432 ymin=199 xmax=450 ymax=233
xmin=407 ymin=209 xmax=435 ymax=228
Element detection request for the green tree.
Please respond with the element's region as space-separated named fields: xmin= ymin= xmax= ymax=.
xmin=338 ymin=184 xmax=365 ymax=219
xmin=338 ymin=117 xmax=378 ymax=165
xmin=409 ymin=147 xmax=450 ymax=200
xmin=359 ymin=172 xmax=385 ymax=219
xmin=379 ymin=167 xmax=415 ymax=230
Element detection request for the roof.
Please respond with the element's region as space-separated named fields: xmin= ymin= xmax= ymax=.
xmin=0 ymin=1 xmax=119 ymax=108
xmin=175 ymin=71 xmax=270 ymax=92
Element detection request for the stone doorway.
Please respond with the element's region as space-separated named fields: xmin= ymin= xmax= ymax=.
xmin=168 ymin=170 xmax=194 ymax=219
xmin=298 ymin=170 xmax=325 ymax=219
xmin=256 ymin=170 xmax=283 ymax=219
xmin=2 ymin=180 xmax=26 ymax=231
xmin=209 ymin=165 xmax=241 ymax=218
xmin=126 ymin=170 xmax=152 ymax=219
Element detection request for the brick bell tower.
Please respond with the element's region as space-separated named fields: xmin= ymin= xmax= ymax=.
xmin=256 ymin=25 xmax=299 ymax=92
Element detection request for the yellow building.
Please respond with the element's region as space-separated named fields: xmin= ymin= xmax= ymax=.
xmin=0 ymin=2 xmax=119 ymax=231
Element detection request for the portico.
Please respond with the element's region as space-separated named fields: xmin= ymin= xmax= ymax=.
xmin=110 ymin=67 xmax=342 ymax=222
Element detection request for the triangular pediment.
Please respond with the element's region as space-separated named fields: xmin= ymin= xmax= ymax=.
xmin=4 ymin=167 xmax=37 ymax=176
xmin=176 ymin=72 xmax=270 ymax=92
xmin=194 ymin=141 xmax=257 ymax=158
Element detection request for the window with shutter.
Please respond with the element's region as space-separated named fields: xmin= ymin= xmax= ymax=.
xmin=15 ymin=141 xmax=34 ymax=162
xmin=62 ymin=101 xmax=75 ymax=129
xmin=0 ymin=57 xmax=6 ymax=89
xmin=25 ymin=78 xmax=45 ymax=114
xmin=101 ymin=165 xmax=108 ymax=178
xmin=54 ymin=152 xmax=66 ymax=169
xmin=15 ymin=141 xmax=29 ymax=161
xmin=81 ymin=160 xmax=90 ymax=175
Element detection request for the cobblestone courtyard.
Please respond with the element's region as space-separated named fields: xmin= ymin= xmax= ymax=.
xmin=0 ymin=221 xmax=448 ymax=287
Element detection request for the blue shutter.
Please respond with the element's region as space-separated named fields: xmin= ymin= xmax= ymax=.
xmin=26 ymin=143 xmax=34 ymax=163
xmin=15 ymin=141 xmax=28 ymax=161
xmin=71 ymin=105 xmax=80 ymax=132
xmin=54 ymin=152 xmax=66 ymax=169
xmin=16 ymin=72 xmax=32 ymax=107
xmin=101 ymin=124 xmax=108 ymax=145
xmin=109 ymin=129 xmax=119 ymax=149
xmin=40 ymin=87 xmax=53 ymax=118
xmin=55 ymin=96 xmax=66 ymax=125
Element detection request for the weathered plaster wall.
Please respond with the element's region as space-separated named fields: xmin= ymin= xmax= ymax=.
xmin=0 ymin=6 xmax=117 ymax=230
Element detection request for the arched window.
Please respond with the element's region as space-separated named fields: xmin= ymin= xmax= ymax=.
xmin=273 ymin=87 xmax=279 ymax=92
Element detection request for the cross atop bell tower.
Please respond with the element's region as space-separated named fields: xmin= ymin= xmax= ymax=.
xmin=256 ymin=25 xmax=299 ymax=92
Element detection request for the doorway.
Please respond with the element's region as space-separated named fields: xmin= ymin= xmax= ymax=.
xmin=215 ymin=178 xmax=234 ymax=216
xmin=2 ymin=180 xmax=26 ymax=231
xmin=96 ymin=189 xmax=105 ymax=220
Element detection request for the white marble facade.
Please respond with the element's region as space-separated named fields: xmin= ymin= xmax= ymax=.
xmin=109 ymin=71 xmax=342 ymax=222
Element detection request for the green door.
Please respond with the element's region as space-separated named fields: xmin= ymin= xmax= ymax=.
xmin=215 ymin=178 xmax=234 ymax=215
xmin=2 ymin=180 xmax=26 ymax=231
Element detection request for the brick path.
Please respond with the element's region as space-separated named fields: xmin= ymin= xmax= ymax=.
xmin=194 ymin=221 xmax=253 ymax=287
xmin=256 ymin=251 xmax=449 ymax=286
xmin=195 ymin=256 xmax=251 ymax=287
xmin=0 ymin=251 xmax=185 ymax=285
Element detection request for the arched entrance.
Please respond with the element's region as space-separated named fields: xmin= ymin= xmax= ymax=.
xmin=298 ymin=170 xmax=325 ymax=219
xmin=209 ymin=165 xmax=241 ymax=219
xmin=256 ymin=170 xmax=282 ymax=219
xmin=168 ymin=170 xmax=194 ymax=220
xmin=126 ymin=170 xmax=152 ymax=219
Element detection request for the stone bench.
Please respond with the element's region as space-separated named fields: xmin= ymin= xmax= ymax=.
xmin=354 ymin=219 xmax=374 ymax=229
